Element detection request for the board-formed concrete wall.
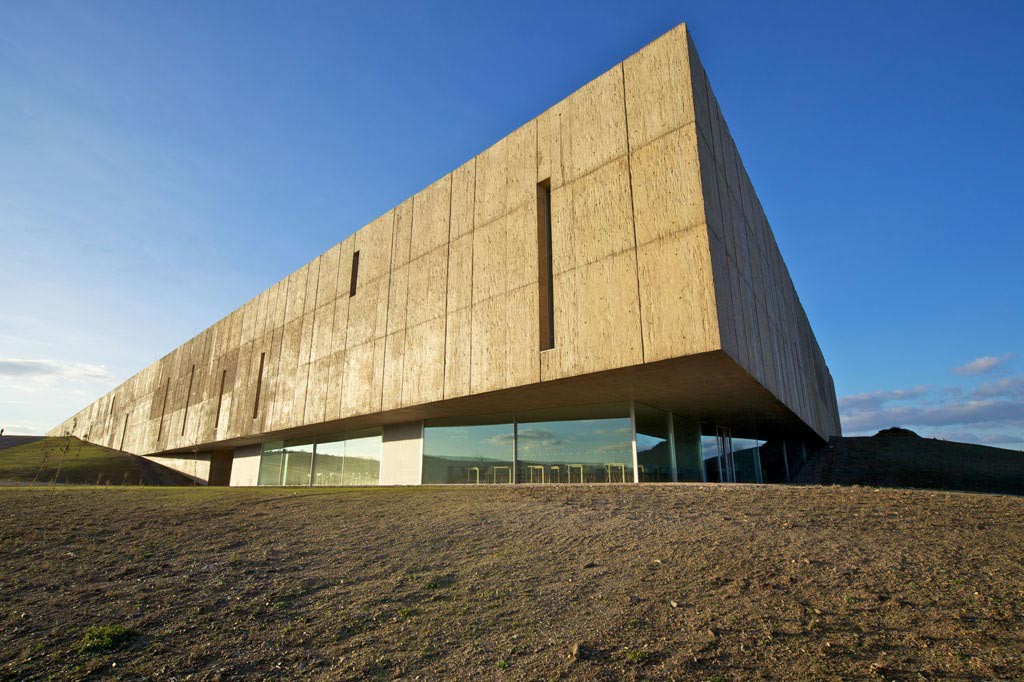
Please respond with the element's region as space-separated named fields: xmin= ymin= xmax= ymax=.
xmin=683 ymin=33 xmax=842 ymax=440
xmin=50 ymin=24 xmax=839 ymax=457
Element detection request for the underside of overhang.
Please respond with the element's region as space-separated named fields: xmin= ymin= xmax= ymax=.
xmin=158 ymin=350 xmax=825 ymax=456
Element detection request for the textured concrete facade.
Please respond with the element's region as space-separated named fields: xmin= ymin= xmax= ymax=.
xmin=50 ymin=24 xmax=840 ymax=475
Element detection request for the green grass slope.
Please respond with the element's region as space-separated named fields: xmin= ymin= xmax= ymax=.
xmin=0 ymin=436 xmax=194 ymax=486
xmin=796 ymin=428 xmax=1024 ymax=495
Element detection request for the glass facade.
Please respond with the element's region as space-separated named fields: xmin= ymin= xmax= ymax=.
xmin=283 ymin=440 xmax=314 ymax=486
xmin=256 ymin=429 xmax=381 ymax=486
xmin=516 ymin=403 xmax=633 ymax=483
xmin=700 ymin=426 xmax=765 ymax=483
xmin=252 ymin=401 xmax=785 ymax=487
xmin=257 ymin=440 xmax=284 ymax=486
xmin=422 ymin=415 xmax=514 ymax=484
xmin=634 ymin=403 xmax=673 ymax=482
xmin=732 ymin=437 xmax=766 ymax=483
xmin=672 ymin=416 xmax=703 ymax=482
xmin=313 ymin=430 xmax=382 ymax=486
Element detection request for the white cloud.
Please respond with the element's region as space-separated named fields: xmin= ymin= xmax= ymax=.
xmin=842 ymin=399 xmax=1024 ymax=432
xmin=953 ymin=354 xmax=1015 ymax=376
xmin=971 ymin=375 xmax=1024 ymax=400
xmin=839 ymin=376 xmax=1024 ymax=448
xmin=0 ymin=359 xmax=117 ymax=435
xmin=931 ymin=431 xmax=1024 ymax=446
xmin=838 ymin=386 xmax=928 ymax=411
xmin=0 ymin=358 xmax=113 ymax=384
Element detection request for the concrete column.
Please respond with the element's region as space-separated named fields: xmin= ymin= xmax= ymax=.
xmin=379 ymin=421 xmax=424 ymax=485
xmin=230 ymin=444 xmax=262 ymax=486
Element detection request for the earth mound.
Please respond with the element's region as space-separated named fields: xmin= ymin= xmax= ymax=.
xmin=0 ymin=436 xmax=195 ymax=486
xmin=796 ymin=432 xmax=1023 ymax=495
xmin=874 ymin=426 xmax=920 ymax=438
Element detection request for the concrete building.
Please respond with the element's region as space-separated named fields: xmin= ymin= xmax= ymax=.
xmin=50 ymin=24 xmax=840 ymax=487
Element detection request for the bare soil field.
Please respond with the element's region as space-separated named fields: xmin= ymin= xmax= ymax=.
xmin=0 ymin=484 xmax=1021 ymax=681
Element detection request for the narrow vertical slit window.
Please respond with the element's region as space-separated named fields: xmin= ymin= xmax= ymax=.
xmin=157 ymin=377 xmax=170 ymax=441
xmin=181 ymin=364 xmax=195 ymax=436
xmin=214 ymin=369 xmax=227 ymax=429
xmin=109 ymin=396 xmax=116 ymax=416
xmin=120 ymin=412 xmax=129 ymax=451
xmin=252 ymin=352 xmax=266 ymax=419
xmin=537 ymin=180 xmax=555 ymax=350
xmin=349 ymin=251 xmax=360 ymax=297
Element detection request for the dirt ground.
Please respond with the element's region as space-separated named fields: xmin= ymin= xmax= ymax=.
xmin=1 ymin=484 xmax=1021 ymax=681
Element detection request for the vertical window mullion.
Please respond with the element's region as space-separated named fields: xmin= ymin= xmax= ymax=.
xmin=629 ymin=401 xmax=639 ymax=483
xmin=512 ymin=414 xmax=518 ymax=484
xmin=666 ymin=412 xmax=678 ymax=482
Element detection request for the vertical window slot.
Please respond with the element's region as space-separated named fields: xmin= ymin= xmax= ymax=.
xmin=537 ymin=180 xmax=555 ymax=350
xmin=157 ymin=377 xmax=170 ymax=441
xmin=181 ymin=364 xmax=195 ymax=436
xmin=214 ymin=369 xmax=227 ymax=429
xmin=120 ymin=412 xmax=129 ymax=451
xmin=252 ymin=352 xmax=266 ymax=419
xmin=349 ymin=250 xmax=360 ymax=297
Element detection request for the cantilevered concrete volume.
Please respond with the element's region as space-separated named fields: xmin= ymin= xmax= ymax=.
xmin=51 ymin=24 xmax=840 ymax=487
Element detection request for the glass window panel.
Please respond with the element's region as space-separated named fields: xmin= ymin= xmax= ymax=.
xmin=423 ymin=414 xmax=514 ymax=484
xmin=701 ymin=429 xmax=725 ymax=482
xmin=634 ymin=403 xmax=672 ymax=482
xmin=257 ymin=440 xmax=284 ymax=486
xmin=756 ymin=440 xmax=790 ymax=483
xmin=672 ymin=415 xmax=703 ymax=482
xmin=516 ymin=403 xmax=633 ymax=483
xmin=312 ymin=429 xmax=381 ymax=486
xmin=282 ymin=440 xmax=314 ymax=486
xmin=312 ymin=439 xmax=345 ymax=486
xmin=341 ymin=433 xmax=381 ymax=485
xmin=784 ymin=439 xmax=805 ymax=479
xmin=732 ymin=437 xmax=765 ymax=483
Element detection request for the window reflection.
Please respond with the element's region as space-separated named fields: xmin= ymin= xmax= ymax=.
xmin=701 ymin=426 xmax=765 ymax=483
xmin=283 ymin=440 xmax=314 ymax=486
xmin=312 ymin=429 xmax=382 ymax=486
xmin=516 ymin=403 xmax=633 ymax=483
xmin=422 ymin=415 xmax=514 ymax=484
xmin=257 ymin=430 xmax=381 ymax=486
xmin=634 ymin=403 xmax=672 ymax=482
xmin=257 ymin=440 xmax=284 ymax=485
xmin=731 ymin=437 xmax=765 ymax=483
xmin=672 ymin=416 xmax=703 ymax=482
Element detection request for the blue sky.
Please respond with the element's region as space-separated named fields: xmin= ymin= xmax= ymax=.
xmin=1 ymin=1 xmax=1021 ymax=447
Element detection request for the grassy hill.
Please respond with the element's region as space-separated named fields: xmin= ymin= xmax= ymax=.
xmin=0 ymin=484 xmax=1021 ymax=680
xmin=0 ymin=435 xmax=194 ymax=486
xmin=795 ymin=428 xmax=1024 ymax=496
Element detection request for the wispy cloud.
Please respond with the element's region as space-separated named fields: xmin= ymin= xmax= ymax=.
xmin=842 ymin=399 xmax=1023 ymax=432
xmin=971 ymin=375 xmax=1024 ymax=400
xmin=838 ymin=387 xmax=928 ymax=412
xmin=0 ymin=358 xmax=118 ymax=435
xmin=0 ymin=358 xmax=113 ymax=385
xmin=953 ymin=354 xmax=1015 ymax=376
xmin=931 ymin=431 xmax=1024 ymax=445
xmin=839 ymin=374 xmax=1024 ymax=448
